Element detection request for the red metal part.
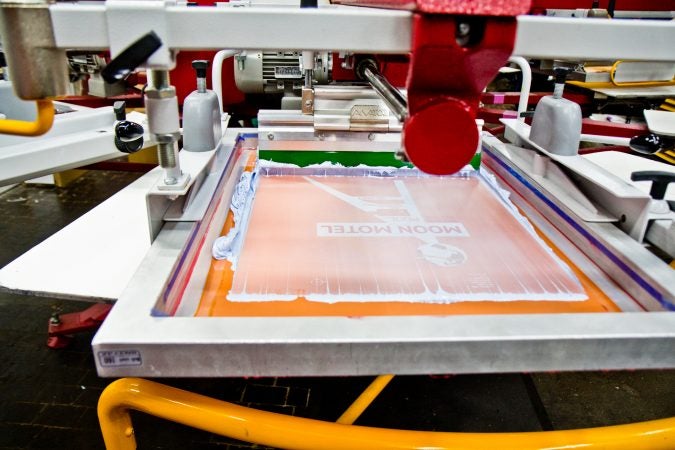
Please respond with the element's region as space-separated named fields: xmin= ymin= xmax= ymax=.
xmin=61 ymin=93 xmax=143 ymax=109
xmin=337 ymin=0 xmax=675 ymax=13
xmin=333 ymin=0 xmax=530 ymax=15
xmin=478 ymin=107 xmax=523 ymax=124
xmin=581 ymin=118 xmax=647 ymax=138
xmin=47 ymin=303 xmax=112 ymax=349
xmin=404 ymin=14 xmax=518 ymax=174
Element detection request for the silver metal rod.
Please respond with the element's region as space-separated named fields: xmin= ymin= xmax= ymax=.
xmin=196 ymin=77 xmax=206 ymax=93
xmin=304 ymin=69 xmax=313 ymax=88
xmin=158 ymin=141 xmax=180 ymax=185
xmin=362 ymin=64 xmax=407 ymax=122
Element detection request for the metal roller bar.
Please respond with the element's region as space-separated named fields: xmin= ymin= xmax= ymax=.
xmin=358 ymin=60 xmax=408 ymax=122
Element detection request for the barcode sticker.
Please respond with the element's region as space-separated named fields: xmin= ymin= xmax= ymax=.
xmin=97 ymin=350 xmax=142 ymax=367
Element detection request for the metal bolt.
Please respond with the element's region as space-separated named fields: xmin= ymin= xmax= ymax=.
xmin=164 ymin=176 xmax=178 ymax=186
xmin=49 ymin=314 xmax=61 ymax=325
xmin=150 ymin=70 xmax=170 ymax=90
xmin=157 ymin=141 xmax=181 ymax=185
xmin=318 ymin=133 xmax=325 ymax=141
xmin=267 ymin=133 xmax=275 ymax=140
xmin=158 ymin=142 xmax=177 ymax=168
xmin=395 ymin=149 xmax=410 ymax=163
xmin=305 ymin=99 xmax=313 ymax=107
xmin=457 ymin=22 xmax=471 ymax=37
xmin=235 ymin=55 xmax=246 ymax=71
xmin=368 ymin=133 xmax=376 ymax=141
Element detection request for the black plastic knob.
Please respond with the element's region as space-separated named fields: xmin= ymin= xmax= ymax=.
xmin=192 ymin=60 xmax=208 ymax=79
xmin=101 ymin=31 xmax=163 ymax=84
xmin=630 ymin=133 xmax=664 ymax=155
xmin=114 ymin=121 xmax=144 ymax=154
xmin=631 ymin=171 xmax=675 ymax=200
xmin=113 ymin=101 xmax=126 ymax=121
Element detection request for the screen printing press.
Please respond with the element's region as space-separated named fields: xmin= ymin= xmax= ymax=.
xmin=0 ymin=0 xmax=673 ymax=382
xmin=1 ymin=127 xmax=674 ymax=379
xmin=1 ymin=6 xmax=675 ymax=446
xmin=91 ymin=132 xmax=675 ymax=378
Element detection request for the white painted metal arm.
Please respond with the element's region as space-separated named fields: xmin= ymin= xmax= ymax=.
xmin=49 ymin=4 xmax=412 ymax=54
xmin=512 ymin=15 xmax=675 ymax=61
xmin=507 ymin=56 xmax=531 ymax=122
xmin=212 ymin=50 xmax=239 ymax=115
xmin=49 ymin=4 xmax=675 ymax=61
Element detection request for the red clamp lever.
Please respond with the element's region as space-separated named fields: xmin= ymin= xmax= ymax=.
xmin=334 ymin=0 xmax=529 ymax=174
xmin=404 ymin=15 xmax=518 ymax=174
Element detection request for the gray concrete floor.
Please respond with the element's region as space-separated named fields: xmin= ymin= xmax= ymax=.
xmin=0 ymin=171 xmax=674 ymax=449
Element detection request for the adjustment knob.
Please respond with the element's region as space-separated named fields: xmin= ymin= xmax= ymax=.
xmin=630 ymin=133 xmax=664 ymax=155
xmin=192 ymin=60 xmax=208 ymax=79
xmin=114 ymin=121 xmax=144 ymax=154
xmin=101 ymin=31 xmax=162 ymax=83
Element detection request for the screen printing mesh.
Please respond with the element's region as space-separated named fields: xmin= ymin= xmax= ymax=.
xmin=227 ymin=171 xmax=587 ymax=303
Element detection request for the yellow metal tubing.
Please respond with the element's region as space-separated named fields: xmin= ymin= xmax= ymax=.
xmin=0 ymin=99 xmax=54 ymax=136
xmin=99 ymin=378 xmax=675 ymax=450
xmin=337 ymin=374 xmax=394 ymax=425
